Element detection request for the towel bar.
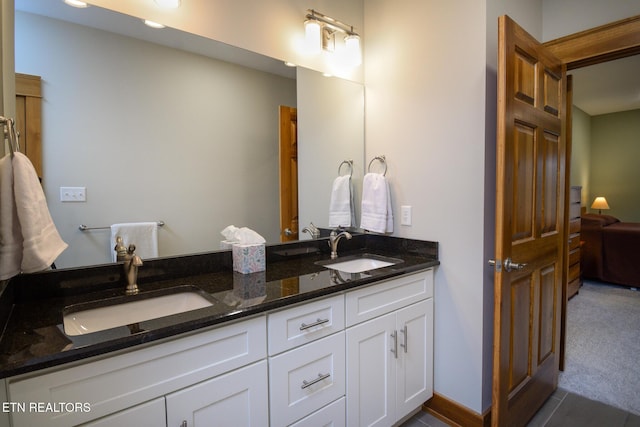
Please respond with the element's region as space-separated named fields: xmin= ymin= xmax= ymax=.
xmin=338 ymin=159 xmax=353 ymax=177
xmin=79 ymin=221 xmax=165 ymax=231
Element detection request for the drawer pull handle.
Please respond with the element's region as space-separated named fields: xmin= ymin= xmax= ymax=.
xmin=301 ymin=372 xmax=331 ymax=389
xmin=400 ymin=325 xmax=408 ymax=353
xmin=300 ymin=318 xmax=330 ymax=331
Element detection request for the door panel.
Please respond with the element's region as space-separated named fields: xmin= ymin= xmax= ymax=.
xmin=493 ymin=15 xmax=567 ymax=427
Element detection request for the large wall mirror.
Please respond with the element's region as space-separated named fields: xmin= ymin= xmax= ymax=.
xmin=14 ymin=0 xmax=364 ymax=269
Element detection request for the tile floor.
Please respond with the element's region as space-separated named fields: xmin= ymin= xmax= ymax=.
xmin=400 ymin=388 xmax=640 ymax=427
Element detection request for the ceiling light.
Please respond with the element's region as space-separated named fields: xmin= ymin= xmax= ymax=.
xmin=154 ymin=0 xmax=181 ymax=8
xmin=64 ymin=0 xmax=89 ymax=8
xmin=144 ymin=20 xmax=166 ymax=29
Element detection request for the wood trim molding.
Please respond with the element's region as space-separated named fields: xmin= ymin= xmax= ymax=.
xmin=423 ymin=393 xmax=491 ymax=427
xmin=15 ymin=73 xmax=41 ymax=98
xmin=543 ymin=15 xmax=640 ymax=69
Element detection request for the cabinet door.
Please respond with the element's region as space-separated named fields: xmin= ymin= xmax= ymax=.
xmin=81 ymin=398 xmax=166 ymax=427
xmin=346 ymin=313 xmax=396 ymax=427
xmin=165 ymin=360 xmax=268 ymax=427
xmin=395 ymin=300 xmax=433 ymax=419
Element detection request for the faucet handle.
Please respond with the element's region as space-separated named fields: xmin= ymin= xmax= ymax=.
xmin=114 ymin=236 xmax=127 ymax=261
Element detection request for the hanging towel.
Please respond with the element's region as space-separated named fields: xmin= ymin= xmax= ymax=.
xmin=328 ymin=175 xmax=355 ymax=227
xmin=0 ymin=152 xmax=68 ymax=279
xmin=110 ymin=222 xmax=158 ymax=262
xmin=360 ymin=172 xmax=393 ymax=233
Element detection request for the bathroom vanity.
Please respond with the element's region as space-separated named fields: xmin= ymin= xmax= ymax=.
xmin=0 ymin=235 xmax=438 ymax=426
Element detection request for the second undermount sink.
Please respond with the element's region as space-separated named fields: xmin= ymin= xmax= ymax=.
xmin=63 ymin=286 xmax=215 ymax=336
xmin=316 ymin=254 xmax=403 ymax=274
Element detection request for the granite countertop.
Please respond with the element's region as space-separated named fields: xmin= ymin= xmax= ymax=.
xmin=0 ymin=234 xmax=438 ymax=379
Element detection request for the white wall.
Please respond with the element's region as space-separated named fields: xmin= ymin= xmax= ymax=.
xmin=86 ymin=0 xmax=364 ymax=83
xmin=15 ymin=12 xmax=296 ymax=268
xmin=364 ymin=0 xmax=488 ymax=413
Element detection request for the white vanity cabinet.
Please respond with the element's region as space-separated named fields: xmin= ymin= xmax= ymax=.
xmin=7 ymin=315 xmax=267 ymax=427
xmin=345 ymin=270 xmax=434 ymax=427
xmin=267 ymin=294 xmax=346 ymax=426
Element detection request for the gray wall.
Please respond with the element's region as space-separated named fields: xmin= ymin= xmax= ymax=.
xmin=590 ymin=109 xmax=640 ymax=221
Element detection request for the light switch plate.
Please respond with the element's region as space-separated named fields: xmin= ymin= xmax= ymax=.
xmin=401 ymin=205 xmax=412 ymax=226
xmin=60 ymin=187 xmax=86 ymax=202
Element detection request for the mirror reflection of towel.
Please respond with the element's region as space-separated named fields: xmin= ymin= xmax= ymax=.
xmin=110 ymin=222 xmax=158 ymax=262
xmin=360 ymin=173 xmax=393 ymax=233
xmin=329 ymin=175 xmax=355 ymax=228
xmin=0 ymin=153 xmax=67 ymax=280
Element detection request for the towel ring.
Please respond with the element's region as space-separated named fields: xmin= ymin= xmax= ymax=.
xmin=368 ymin=155 xmax=387 ymax=176
xmin=1 ymin=116 xmax=19 ymax=158
xmin=338 ymin=160 xmax=353 ymax=177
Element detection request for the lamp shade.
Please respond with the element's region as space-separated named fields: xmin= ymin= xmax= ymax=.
xmin=591 ymin=196 xmax=610 ymax=212
xmin=304 ymin=19 xmax=322 ymax=54
xmin=344 ymin=34 xmax=361 ymax=66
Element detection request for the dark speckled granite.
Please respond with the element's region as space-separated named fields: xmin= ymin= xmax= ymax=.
xmin=0 ymin=234 xmax=438 ymax=379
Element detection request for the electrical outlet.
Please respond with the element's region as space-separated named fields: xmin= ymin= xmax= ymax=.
xmin=60 ymin=187 xmax=86 ymax=202
xmin=401 ymin=205 xmax=412 ymax=226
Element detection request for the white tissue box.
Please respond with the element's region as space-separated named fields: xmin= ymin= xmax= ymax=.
xmin=232 ymin=243 xmax=266 ymax=274
xmin=220 ymin=240 xmax=235 ymax=250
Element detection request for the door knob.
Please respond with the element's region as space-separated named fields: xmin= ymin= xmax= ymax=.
xmin=283 ymin=228 xmax=294 ymax=236
xmin=489 ymin=258 xmax=527 ymax=272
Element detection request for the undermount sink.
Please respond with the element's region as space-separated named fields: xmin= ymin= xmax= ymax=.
xmin=316 ymin=254 xmax=403 ymax=274
xmin=63 ymin=286 xmax=215 ymax=336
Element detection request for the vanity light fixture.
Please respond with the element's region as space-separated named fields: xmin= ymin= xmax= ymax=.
xmin=144 ymin=19 xmax=166 ymax=29
xmin=303 ymin=9 xmax=361 ymax=67
xmin=63 ymin=0 xmax=89 ymax=8
xmin=154 ymin=0 xmax=181 ymax=8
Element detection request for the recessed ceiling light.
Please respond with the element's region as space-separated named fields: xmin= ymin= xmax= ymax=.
xmin=64 ymin=0 xmax=89 ymax=8
xmin=154 ymin=0 xmax=181 ymax=8
xmin=144 ymin=20 xmax=166 ymax=29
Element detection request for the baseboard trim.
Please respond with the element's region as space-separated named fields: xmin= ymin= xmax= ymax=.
xmin=423 ymin=393 xmax=491 ymax=427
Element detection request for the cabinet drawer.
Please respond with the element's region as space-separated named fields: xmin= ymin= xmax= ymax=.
xmin=8 ymin=316 xmax=266 ymax=427
xmin=290 ymin=397 xmax=346 ymax=427
xmin=569 ymin=218 xmax=581 ymax=234
xmin=269 ymin=332 xmax=345 ymax=426
xmin=568 ymin=248 xmax=580 ymax=268
xmin=268 ymin=294 xmax=345 ymax=355
xmin=568 ymin=234 xmax=580 ymax=251
xmin=569 ymin=262 xmax=581 ymax=282
xmin=345 ymin=270 xmax=433 ymax=327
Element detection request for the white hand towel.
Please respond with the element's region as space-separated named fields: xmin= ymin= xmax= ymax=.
xmin=328 ymin=175 xmax=354 ymax=227
xmin=360 ymin=173 xmax=393 ymax=233
xmin=0 ymin=152 xmax=68 ymax=279
xmin=110 ymin=222 xmax=158 ymax=262
xmin=0 ymin=154 xmax=21 ymax=280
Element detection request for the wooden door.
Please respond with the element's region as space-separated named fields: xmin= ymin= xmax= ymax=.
xmin=279 ymin=105 xmax=298 ymax=242
xmin=15 ymin=73 xmax=42 ymax=178
xmin=492 ymin=15 xmax=567 ymax=427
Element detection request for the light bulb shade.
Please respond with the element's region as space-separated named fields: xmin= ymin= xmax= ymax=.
xmin=304 ymin=19 xmax=322 ymax=54
xmin=344 ymin=34 xmax=361 ymax=66
xmin=591 ymin=196 xmax=610 ymax=210
xmin=154 ymin=0 xmax=181 ymax=8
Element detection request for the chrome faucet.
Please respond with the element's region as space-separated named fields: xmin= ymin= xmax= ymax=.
xmin=114 ymin=236 xmax=143 ymax=295
xmin=328 ymin=229 xmax=352 ymax=259
xmin=302 ymin=222 xmax=321 ymax=239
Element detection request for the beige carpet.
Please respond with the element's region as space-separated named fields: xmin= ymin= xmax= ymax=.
xmin=559 ymin=281 xmax=640 ymax=416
